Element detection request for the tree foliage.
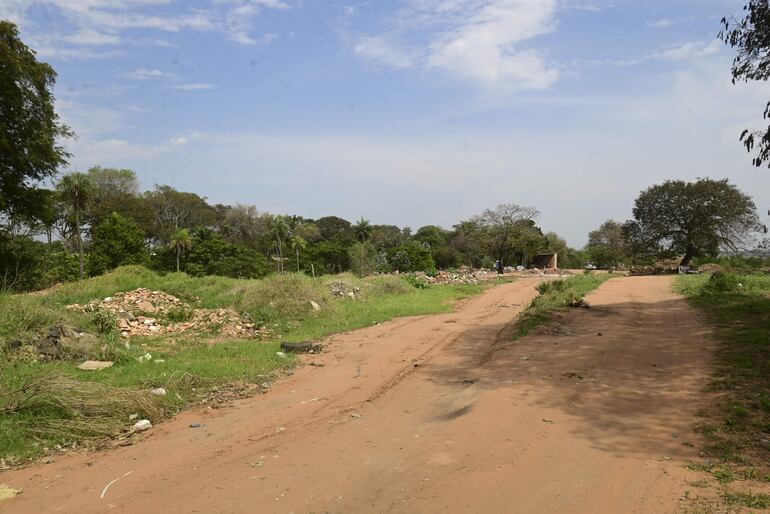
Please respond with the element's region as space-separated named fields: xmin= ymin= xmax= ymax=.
xmin=626 ymin=178 xmax=762 ymax=266
xmin=0 ymin=21 xmax=71 ymax=222
xmin=89 ymin=212 xmax=147 ymax=275
xmin=721 ymin=1 xmax=770 ymax=166
xmin=585 ymin=220 xmax=629 ymax=269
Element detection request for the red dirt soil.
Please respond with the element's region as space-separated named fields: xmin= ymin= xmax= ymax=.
xmin=0 ymin=276 xmax=715 ymax=513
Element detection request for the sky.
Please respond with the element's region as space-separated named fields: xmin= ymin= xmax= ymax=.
xmin=3 ymin=0 xmax=770 ymax=247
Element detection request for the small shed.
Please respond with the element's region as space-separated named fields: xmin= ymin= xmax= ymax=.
xmin=531 ymin=253 xmax=558 ymax=269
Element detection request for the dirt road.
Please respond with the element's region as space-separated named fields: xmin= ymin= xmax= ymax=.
xmin=0 ymin=276 xmax=715 ymax=513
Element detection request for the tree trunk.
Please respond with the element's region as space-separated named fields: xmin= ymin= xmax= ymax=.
xmin=176 ymin=243 xmax=181 ymax=272
xmin=76 ymin=207 xmax=83 ymax=280
xmin=296 ymin=248 xmax=300 ymax=273
xmin=680 ymin=248 xmax=695 ymax=267
xmin=277 ymin=240 xmax=283 ymax=274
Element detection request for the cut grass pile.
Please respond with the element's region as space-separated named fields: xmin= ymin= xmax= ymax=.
xmin=0 ymin=266 xmax=494 ymax=464
xmin=514 ymin=273 xmax=614 ymax=338
xmin=677 ymin=272 xmax=770 ymax=508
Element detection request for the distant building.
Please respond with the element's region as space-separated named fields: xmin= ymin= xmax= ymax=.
xmin=531 ymin=253 xmax=558 ymax=269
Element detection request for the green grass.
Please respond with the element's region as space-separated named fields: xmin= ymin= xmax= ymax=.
xmin=677 ymin=272 xmax=770 ymax=476
xmin=0 ymin=266 xmax=495 ymax=464
xmin=514 ymin=273 xmax=614 ymax=338
xmin=722 ymin=490 xmax=770 ymax=509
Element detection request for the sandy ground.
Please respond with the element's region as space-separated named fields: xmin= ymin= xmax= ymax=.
xmin=0 ymin=276 xmax=716 ymax=513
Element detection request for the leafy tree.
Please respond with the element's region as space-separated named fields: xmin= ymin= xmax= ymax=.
xmin=316 ymin=216 xmax=352 ymax=242
xmin=89 ymin=212 xmax=147 ymax=275
xmin=626 ymin=178 xmax=762 ymax=266
xmin=349 ymin=241 xmax=377 ymax=277
xmin=469 ymin=204 xmax=542 ymax=265
xmin=271 ymin=216 xmax=290 ymax=274
xmin=370 ymin=224 xmax=409 ymax=250
xmin=387 ymin=241 xmax=436 ymax=272
xmin=0 ymin=21 xmax=72 ymax=223
xmin=306 ymin=241 xmax=351 ymax=274
xmin=415 ymin=225 xmax=459 ymax=269
xmin=56 ymin=172 xmax=93 ymax=280
xmin=144 ymin=185 xmax=217 ymax=244
xmin=170 ymin=228 xmax=192 ymax=273
xmin=86 ymin=167 xmax=147 ymax=227
xmin=720 ymin=1 xmax=770 ymax=166
xmin=183 ymin=228 xmax=270 ymax=279
xmin=585 ymin=220 xmax=629 ymax=269
xmin=353 ymin=217 xmax=373 ymax=242
xmin=290 ymin=235 xmax=307 ymax=273
xmin=220 ymin=204 xmax=271 ymax=248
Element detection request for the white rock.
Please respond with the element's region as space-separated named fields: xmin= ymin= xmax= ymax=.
xmin=346 ymin=291 xmax=356 ymax=300
xmin=129 ymin=413 xmax=138 ymax=421
xmin=276 ymin=352 xmax=287 ymax=359
xmin=133 ymin=419 xmax=152 ymax=432
xmin=150 ymin=387 xmax=167 ymax=396
xmin=309 ymin=300 xmax=321 ymax=312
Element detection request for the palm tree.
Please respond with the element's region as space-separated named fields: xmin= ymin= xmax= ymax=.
xmin=170 ymin=228 xmax=192 ymax=273
xmin=271 ymin=216 xmax=290 ymax=274
xmin=56 ymin=172 xmax=94 ymax=280
xmin=354 ymin=217 xmax=372 ymax=242
xmin=290 ymin=235 xmax=307 ymax=273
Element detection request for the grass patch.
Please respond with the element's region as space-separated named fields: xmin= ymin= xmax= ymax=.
xmin=0 ymin=266 xmax=496 ymax=463
xmin=677 ymin=272 xmax=770 ymax=475
xmin=514 ymin=273 xmax=614 ymax=338
xmin=723 ymin=490 xmax=770 ymax=509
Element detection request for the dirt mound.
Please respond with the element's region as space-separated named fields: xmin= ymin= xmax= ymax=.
xmin=70 ymin=288 xmax=269 ymax=339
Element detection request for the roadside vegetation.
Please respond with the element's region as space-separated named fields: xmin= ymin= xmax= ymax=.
xmin=677 ymin=272 xmax=770 ymax=506
xmin=0 ymin=266 xmax=492 ymax=465
xmin=514 ymin=273 xmax=614 ymax=338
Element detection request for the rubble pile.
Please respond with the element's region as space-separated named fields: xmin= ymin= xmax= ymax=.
xmin=329 ymin=281 xmax=360 ymax=299
xmin=515 ymin=267 xmax=574 ymax=277
xmin=70 ymin=288 xmax=269 ymax=339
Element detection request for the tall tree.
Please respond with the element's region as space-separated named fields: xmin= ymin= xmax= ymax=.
xmin=353 ymin=217 xmax=373 ymax=242
xmin=170 ymin=228 xmax=192 ymax=273
xmin=585 ymin=220 xmax=629 ymax=269
xmin=56 ymin=172 xmax=93 ymax=280
xmin=626 ymin=178 xmax=762 ymax=266
xmin=271 ymin=216 xmax=290 ymax=274
xmin=721 ymin=1 xmax=770 ymax=166
xmin=0 ymin=21 xmax=72 ymax=223
xmin=477 ymin=204 xmax=541 ymax=265
xmin=290 ymin=235 xmax=307 ymax=272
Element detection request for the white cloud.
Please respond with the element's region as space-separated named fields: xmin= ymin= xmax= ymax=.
xmin=655 ymin=39 xmax=721 ymax=61
xmin=216 ymin=0 xmax=288 ymax=45
xmin=172 ymin=83 xmax=214 ymax=90
xmin=63 ymin=28 xmax=121 ymax=45
xmin=354 ymin=36 xmax=415 ymax=69
xmin=353 ymin=0 xmax=560 ymax=92
xmin=647 ymin=18 xmax=672 ymax=29
xmin=7 ymin=0 xmax=290 ymax=60
xmin=125 ymin=67 xmax=172 ymax=79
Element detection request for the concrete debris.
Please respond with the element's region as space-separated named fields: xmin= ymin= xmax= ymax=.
xmin=70 ymin=288 xmax=271 ymax=339
xmin=132 ymin=419 xmax=152 ymax=432
xmin=76 ymin=360 xmax=114 ymax=371
xmin=405 ymin=266 xmax=573 ymax=286
xmin=276 ymin=351 xmax=287 ymax=359
xmin=329 ymin=282 xmax=360 ymax=297
xmin=150 ymin=387 xmax=167 ymax=396
xmin=309 ymin=300 xmax=321 ymax=312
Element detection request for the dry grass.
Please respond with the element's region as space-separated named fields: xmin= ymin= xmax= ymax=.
xmin=1 ymin=374 xmax=164 ymax=441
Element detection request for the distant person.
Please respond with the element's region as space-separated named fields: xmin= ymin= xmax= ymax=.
xmin=494 ymin=259 xmax=503 ymax=275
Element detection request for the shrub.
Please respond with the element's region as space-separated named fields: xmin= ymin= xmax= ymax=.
xmin=706 ymin=272 xmax=743 ymax=293
xmin=90 ymin=308 xmax=118 ymax=334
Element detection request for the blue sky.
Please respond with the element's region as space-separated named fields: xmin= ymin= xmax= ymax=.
xmin=3 ymin=0 xmax=769 ymax=246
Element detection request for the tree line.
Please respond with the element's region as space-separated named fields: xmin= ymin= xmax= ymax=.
xmin=0 ymin=18 xmax=767 ymax=292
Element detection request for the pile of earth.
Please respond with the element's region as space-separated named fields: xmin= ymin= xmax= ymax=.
xmin=4 ymin=325 xmax=107 ymax=362
xmin=69 ymin=288 xmax=270 ymax=339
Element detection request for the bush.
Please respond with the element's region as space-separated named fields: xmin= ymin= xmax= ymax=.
xmin=404 ymin=274 xmax=431 ymax=289
xmin=90 ymin=308 xmax=118 ymax=335
xmin=706 ymin=272 xmax=743 ymax=293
